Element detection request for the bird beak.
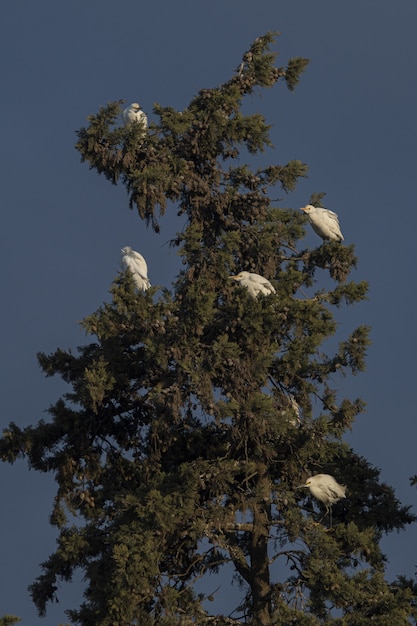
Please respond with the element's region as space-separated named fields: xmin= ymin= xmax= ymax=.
xmin=229 ymin=275 xmax=239 ymax=280
xmin=295 ymin=484 xmax=307 ymax=490
xmin=299 ymin=207 xmax=307 ymax=213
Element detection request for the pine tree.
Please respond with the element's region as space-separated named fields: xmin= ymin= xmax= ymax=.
xmin=1 ymin=32 xmax=416 ymax=626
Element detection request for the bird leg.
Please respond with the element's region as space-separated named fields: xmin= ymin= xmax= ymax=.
xmin=327 ymin=504 xmax=333 ymax=529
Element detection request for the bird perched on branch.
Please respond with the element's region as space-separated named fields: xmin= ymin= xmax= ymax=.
xmin=229 ymin=271 xmax=276 ymax=299
xmin=122 ymin=103 xmax=148 ymax=129
xmin=121 ymin=246 xmax=151 ymax=292
xmin=300 ymin=204 xmax=344 ymax=242
xmin=297 ymin=473 xmax=346 ymax=527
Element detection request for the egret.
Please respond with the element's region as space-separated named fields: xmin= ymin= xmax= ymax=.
xmin=288 ymin=393 xmax=301 ymax=427
xmin=300 ymin=204 xmax=344 ymax=242
xmin=229 ymin=271 xmax=276 ymax=299
xmin=122 ymin=103 xmax=148 ymax=129
xmin=297 ymin=473 xmax=346 ymax=527
xmin=121 ymin=246 xmax=151 ymax=292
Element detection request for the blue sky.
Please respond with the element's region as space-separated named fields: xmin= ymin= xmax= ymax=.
xmin=2 ymin=1 xmax=417 ymax=623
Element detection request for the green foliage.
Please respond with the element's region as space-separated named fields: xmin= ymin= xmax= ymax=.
xmin=2 ymin=31 xmax=416 ymax=626
xmin=75 ymin=32 xmax=308 ymax=233
xmin=283 ymin=57 xmax=311 ymax=92
xmin=0 ymin=617 xmax=21 ymax=626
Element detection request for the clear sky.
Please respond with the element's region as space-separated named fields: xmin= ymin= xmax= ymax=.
xmin=2 ymin=1 xmax=417 ymax=623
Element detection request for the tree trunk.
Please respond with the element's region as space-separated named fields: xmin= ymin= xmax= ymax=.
xmin=250 ymin=462 xmax=272 ymax=625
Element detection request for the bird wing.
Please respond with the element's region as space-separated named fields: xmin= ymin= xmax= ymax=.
xmin=322 ymin=209 xmax=341 ymax=224
xmin=121 ymin=255 xmax=137 ymax=273
xmin=121 ymin=248 xmax=151 ymax=291
xmin=327 ymin=485 xmax=341 ymax=500
xmin=309 ymin=209 xmax=343 ymax=241
xmin=133 ymin=274 xmax=151 ymax=290
xmin=262 ymin=280 xmax=276 ymax=294
xmin=247 ymin=273 xmax=274 ymax=288
xmin=316 ymin=207 xmax=338 ymax=218
xmin=122 ymin=258 xmax=150 ymax=290
xmin=121 ymin=254 xmax=146 ymax=277
xmin=122 ymin=108 xmax=132 ymax=125
xmin=136 ymin=111 xmax=148 ymax=128
xmin=324 ymin=480 xmax=346 ymax=502
xmin=130 ymin=250 xmax=148 ymax=274
xmin=323 ymin=212 xmax=344 ymax=240
xmin=132 ymin=261 xmax=148 ymax=281
xmin=126 ymin=110 xmax=147 ymax=127
xmin=243 ymin=273 xmax=273 ymax=295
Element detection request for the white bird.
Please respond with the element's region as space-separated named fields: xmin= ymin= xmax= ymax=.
xmin=229 ymin=271 xmax=276 ymax=299
xmin=297 ymin=473 xmax=346 ymax=527
xmin=288 ymin=393 xmax=301 ymax=427
xmin=122 ymin=103 xmax=148 ymax=129
xmin=121 ymin=246 xmax=151 ymax=292
xmin=278 ymin=393 xmax=301 ymax=427
xmin=300 ymin=204 xmax=344 ymax=242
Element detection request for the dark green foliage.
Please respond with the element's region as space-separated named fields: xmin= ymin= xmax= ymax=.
xmin=2 ymin=32 xmax=416 ymax=625
xmin=0 ymin=617 xmax=21 ymax=626
xmin=283 ymin=57 xmax=311 ymax=92
xmin=75 ymin=32 xmax=308 ymax=233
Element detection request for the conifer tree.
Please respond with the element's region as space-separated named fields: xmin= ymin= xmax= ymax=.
xmin=1 ymin=32 xmax=416 ymax=625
